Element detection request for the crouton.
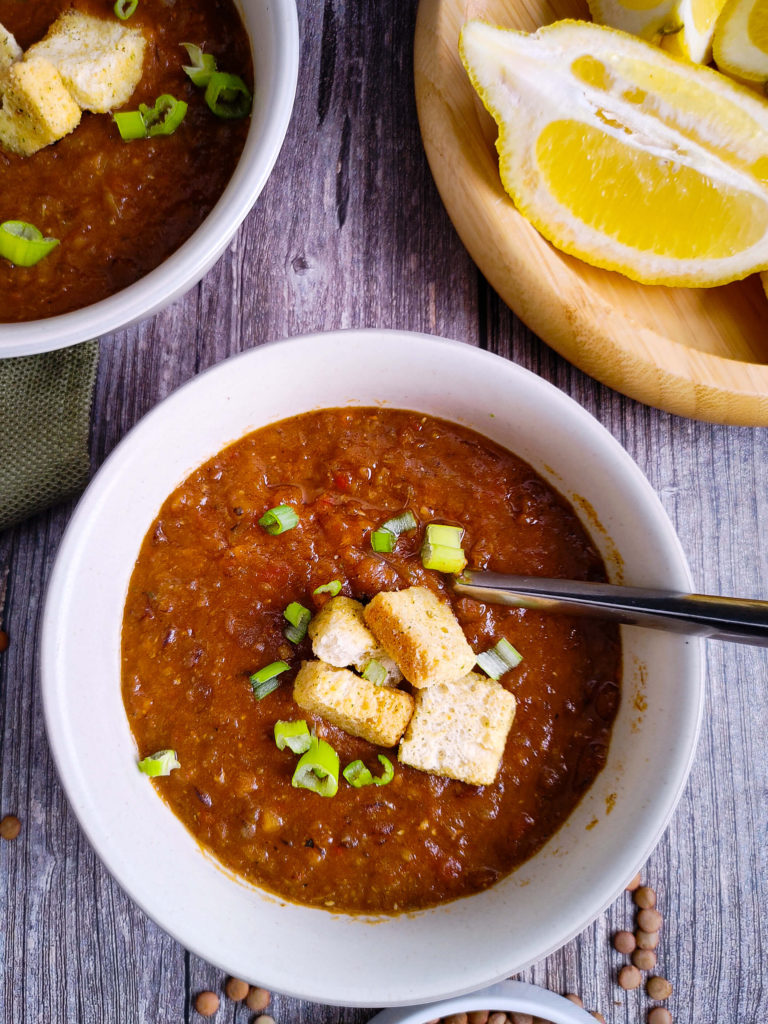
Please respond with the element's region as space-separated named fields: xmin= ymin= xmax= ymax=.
xmin=0 ymin=59 xmax=81 ymax=156
xmin=294 ymin=661 xmax=414 ymax=748
xmin=309 ymin=596 xmax=402 ymax=685
xmin=25 ymin=10 xmax=145 ymax=113
xmin=0 ymin=22 xmax=21 ymax=72
xmin=398 ymin=671 xmax=516 ymax=786
xmin=364 ymin=586 xmax=476 ymax=688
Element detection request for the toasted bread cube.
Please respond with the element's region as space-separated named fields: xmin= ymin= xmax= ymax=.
xmin=309 ymin=596 xmax=402 ymax=685
xmin=398 ymin=671 xmax=516 ymax=786
xmin=294 ymin=661 xmax=414 ymax=748
xmin=0 ymin=23 xmax=22 ymax=72
xmin=0 ymin=59 xmax=81 ymax=156
xmin=25 ymin=10 xmax=145 ymax=113
xmin=364 ymin=586 xmax=476 ymax=688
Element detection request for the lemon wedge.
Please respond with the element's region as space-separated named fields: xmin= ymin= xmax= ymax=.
xmin=713 ymin=0 xmax=768 ymax=80
xmin=586 ymin=0 xmax=680 ymax=40
xmin=660 ymin=0 xmax=728 ymax=63
xmin=459 ymin=19 xmax=768 ymax=286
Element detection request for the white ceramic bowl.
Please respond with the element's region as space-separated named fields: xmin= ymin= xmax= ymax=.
xmin=41 ymin=330 xmax=704 ymax=1007
xmin=0 ymin=0 xmax=299 ymax=358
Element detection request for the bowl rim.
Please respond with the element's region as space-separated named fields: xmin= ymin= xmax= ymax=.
xmin=40 ymin=329 xmax=705 ymax=1005
xmin=0 ymin=0 xmax=299 ymax=358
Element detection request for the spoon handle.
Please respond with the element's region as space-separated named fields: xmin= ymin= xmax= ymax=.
xmin=454 ymin=570 xmax=768 ymax=647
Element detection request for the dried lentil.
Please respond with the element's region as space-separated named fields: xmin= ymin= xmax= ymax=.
xmin=194 ymin=991 xmax=219 ymax=1017
xmin=618 ymin=964 xmax=642 ymax=990
xmin=468 ymin=1012 xmax=490 ymax=1024
xmin=634 ymin=886 xmax=657 ymax=909
xmin=444 ymin=1014 xmax=468 ymax=1024
xmin=647 ymin=976 xmax=673 ymax=1000
xmin=488 ymin=1013 xmax=508 ymax=1024
xmin=246 ymin=987 xmax=271 ymax=1012
xmin=0 ymin=630 xmax=8 ymax=652
xmin=626 ymin=872 xmax=642 ymax=891
xmin=509 ymin=1014 xmax=532 ymax=1024
xmin=637 ymin=908 xmax=663 ymax=933
xmin=224 ymin=977 xmax=249 ymax=1001
xmin=647 ymin=1009 xmax=673 ymax=1024
xmin=636 ymin=929 xmax=660 ymax=950
xmin=565 ymin=994 xmax=583 ymax=1007
xmin=0 ymin=815 xmax=21 ymax=841
xmin=613 ymin=929 xmax=636 ymax=953
xmin=632 ymin=948 xmax=657 ymax=972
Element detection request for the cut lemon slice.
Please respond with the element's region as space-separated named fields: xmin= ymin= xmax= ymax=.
xmin=459 ymin=19 xmax=768 ymax=286
xmin=661 ymin=0 xmax=728 ymax=63
xmin=713 ymin=0 xmax=768 ymax=80
xmin=587 ymin=0 xmax=680 ymax=40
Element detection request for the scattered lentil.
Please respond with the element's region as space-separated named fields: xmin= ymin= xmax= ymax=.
xmin=0 ymin=630 xmax=8 ymax=652
xmin=634 ymin=886 xmax=657 ymax=909
xmin=0 ymin=815 xmax=21 ymax=841
xmin=626 ymin=872 xmax=642 ymax=891
xmin=468 ymin=1012 xmax=490 ymax=1024
xmin=194 ymin=991 xmax=219 ymax=1017
xmin=613 ymin=929 xmax=636 ymax=954
xmin=647 ymin=976 xmax=673 ymax=1001
xmin=592 ymin=1014 xmax=606 ymax=1023
xmin=564 ymin=994 xmax=583 ymax=1007
xmin=637 ymin=908 xmax=663 ymax=933
xmin=647 ymin=1009 xmax=672 ymax=1024
xmin=224 ymin=977 xmax=249 ymax=1001
xmin=618 ymin=964 xmax=642 ymax=990
xmin=254 ymin=1016 xmax=275 ymax=1024
xmin=246 ymin=987 xmax=271 ymax=1012
xmin=636 ymin=930 xmax=660 ymax=950
xmin=632 ymin=948 xmax=657 ymax=972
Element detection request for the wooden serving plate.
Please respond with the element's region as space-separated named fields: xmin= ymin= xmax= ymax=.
xmin=414 ymin=0 xmax=768 ymax=424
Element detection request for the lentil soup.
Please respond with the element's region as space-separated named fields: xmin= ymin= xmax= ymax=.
xmin=121 ymin=408 xmax=621 ymax=914
xmin=0 ymin=0 xmax=251 ymax=322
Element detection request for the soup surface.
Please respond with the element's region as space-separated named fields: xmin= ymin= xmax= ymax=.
xmin=121 ymin=408 xmax=621 ymax=914
xmin=0 ymin=0 xmax=250 ymax=322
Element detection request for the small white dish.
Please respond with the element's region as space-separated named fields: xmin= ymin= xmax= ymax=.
xmin=371 ymin=979 xmax=600 ymax=1024
xmin=0 ymin=0 xmax=299 ymax=357
xmin=41 ymin=330 xmax=703 ymax=1006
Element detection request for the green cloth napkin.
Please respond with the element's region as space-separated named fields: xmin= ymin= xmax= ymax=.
xmin=0 ymin=340 xmax=99 ymax=531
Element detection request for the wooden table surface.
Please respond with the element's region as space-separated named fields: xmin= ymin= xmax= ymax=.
xmin=1 ymin=2 xmax=767 ymax=1022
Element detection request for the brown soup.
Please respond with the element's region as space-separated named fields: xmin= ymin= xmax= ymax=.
xmin=121 ymin=408 xmax=621 ymax=914
xmin=0 ymin=0 xmax=251 ymax=322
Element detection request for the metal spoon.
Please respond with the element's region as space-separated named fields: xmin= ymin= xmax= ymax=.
xmin=453 ymin=570 xmax=768 ymax=647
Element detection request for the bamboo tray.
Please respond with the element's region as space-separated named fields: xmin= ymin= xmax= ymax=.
xmin=414 ymin=0 xmax=768 ymax=425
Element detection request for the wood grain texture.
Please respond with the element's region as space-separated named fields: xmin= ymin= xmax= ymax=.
xmin=1 ymin=1 xmax=767 ymax=1021
xmin=414 ymin=0 xmax=768 ymax=425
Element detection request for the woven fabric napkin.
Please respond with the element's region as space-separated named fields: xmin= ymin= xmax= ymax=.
xmin=0 ymin=340 xmax=99 ymax=531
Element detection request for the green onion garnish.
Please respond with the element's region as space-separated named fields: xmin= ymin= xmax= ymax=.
xmin=371 ymin=529 xmax=395 ymax=553
xmin=274 ymin=720 xmax=312 ymax=755
xmin=343 ymin=755 xmax=394 ymax=788
xmin=476 ymin=638 xmax=523 ymax=680
xmin=204 ymin=71 xmax=252 ymax=119
xmin=284 ymin=601 xmax=311 ymax=644
xmin=0 ymin=221 xmax=59 ymax=267
xmin=140 ymin=94 xmax=188 ymax=136
xmin=362 ymin=659 xmax=388 ymax=686
xmin=258 ymin=504 xmax=299 ymax=535
xmin=114 ymin=0 xmax=138 ymax=19
xmin=181 ymin=42 xmax=217 ymax=87
xmin=250 ymin=660 xmax=290 ymax=699
xmin=420 ymin=522 xmax=467 ymax=574
xmin=313 ymin=580 xmax=342 ymax=597
xmin=113 ymin=110 xmax=147 ymax=140
xmin=137 ymin=749 xmax=180 ymax=777
xmin=292 ymin=737 xmax=339 ymax=797
xmin=371 ymin=509 xmax=417 ymax=553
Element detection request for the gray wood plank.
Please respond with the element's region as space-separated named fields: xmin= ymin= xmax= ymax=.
xmin=2 ymin=0 xmax=767 ymax=1021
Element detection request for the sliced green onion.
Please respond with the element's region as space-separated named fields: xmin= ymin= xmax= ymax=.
xmin=313 ymin=580 xmax=342 ymax=597
xmin=362 ymin=659 xmax=387 ymax=686
xmin=250 ymin=660 xmax=290 ymax=699
xmin=139 ymin=94 xmax=187 ymax=137
xmin=284 ymin=601 xmax=311 ymax=644
xmin=258 ymin=504 xmax=299 ymax=535
xmin=380 ymin=511 xmax=418 ymax=535
xmin=0 ymin=221 xmax=59 ymax=267
xmin=292 ymin=737 xmax=339 ymax=797
xmin=114 ymin=0 xmax=138 ymax=19
xmin=204 ymin=71 xmax=252 ymax=119
xmin=476 ymin=638 xmax=523 ymax=680
xmin=181 ymin=42 xmax=217 ymax=87
xmin=114 ymin=110 xmax=147 ymax=140
xmin=137 ymin=749 xmax=180 ymax=777
xmin=420 ymin=542 xmax=467 ymax=574
xmin=343 ymin=755 xmax=394 ymax=788
xmin=371 ymin=528 xmax=395 ymax=553
xmin=274 ymin=720 xmax=312 ymax=755
xmin=424 ymin=523 xmax=464 ymax=547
